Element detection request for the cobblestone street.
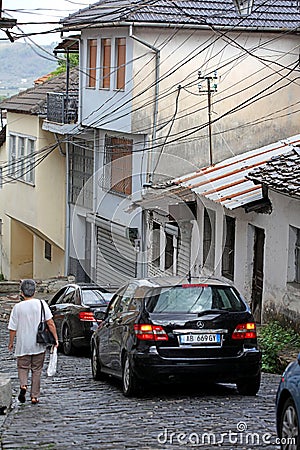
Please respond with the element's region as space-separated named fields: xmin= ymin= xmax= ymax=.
xmin=0 ymin=315 xmax=283 ymax=450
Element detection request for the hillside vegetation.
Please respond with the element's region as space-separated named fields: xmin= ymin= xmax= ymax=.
xmin=0 ymin=41 xmax=57 ymax=95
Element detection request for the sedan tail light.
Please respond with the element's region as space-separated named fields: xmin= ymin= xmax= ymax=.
xmin=134 ymin=324 xmax=168 ymax=341
xmin=78 ymin=311 xmax=95 ymax=322
xmin=232 ymin=322 xmax=257 ymax=340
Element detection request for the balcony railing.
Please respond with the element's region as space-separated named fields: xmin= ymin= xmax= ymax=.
xmin=46 ymin=91 xmax=78 ymax=124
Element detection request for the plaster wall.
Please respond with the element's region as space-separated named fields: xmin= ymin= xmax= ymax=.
xmin=192 ymin=191 xmax=300 ymax=319
xmin=79 ymin=26 xmax=300 ymax=180
xmin=0 ymin=113 xmax=66 ymax=280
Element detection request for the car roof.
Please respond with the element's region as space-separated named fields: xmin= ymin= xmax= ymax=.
xmin=128 ymin=276 xmax=233 ymax=289
xmin=61 ymin=283 xmax=109 ymax=290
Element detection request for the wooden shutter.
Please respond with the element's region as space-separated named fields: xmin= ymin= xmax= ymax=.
xmin=87 ymin=39 xmax=97 ymax=88
xmin=101 ymin=38 xmax=111 ymax=89
xmin=110 ymin=137 xmax=132 ymax=195
xmin=116 ymin=38 xmax=126 ymax=90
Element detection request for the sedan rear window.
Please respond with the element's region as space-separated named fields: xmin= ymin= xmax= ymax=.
xmin=82 ymin=290 xmax=107 ymax=306
xmin=146 ymin=285 xmax=246 ymax=313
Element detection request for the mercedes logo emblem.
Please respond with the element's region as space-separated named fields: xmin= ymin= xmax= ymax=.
xmin=197 ymin=320 xmax=205 ymax=329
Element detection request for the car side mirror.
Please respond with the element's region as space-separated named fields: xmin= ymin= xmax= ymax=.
xmin=94 ymin=311 xmax=106 ymax=321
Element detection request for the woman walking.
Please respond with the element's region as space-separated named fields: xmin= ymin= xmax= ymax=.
xmin=8 ymin=279 xmax=58 ymax=404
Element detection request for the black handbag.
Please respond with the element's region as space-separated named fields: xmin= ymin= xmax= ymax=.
xmin=36 ymin=300 xmax=56 ymax=346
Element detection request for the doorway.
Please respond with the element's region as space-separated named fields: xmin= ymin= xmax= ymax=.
xmin=251 ymin=226 xmax=265 ymax=323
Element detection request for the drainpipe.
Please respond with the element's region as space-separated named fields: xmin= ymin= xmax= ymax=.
xmin=65 ymin=141 xmax=70 ymax=276
xmin=54 ymin=132 xmax=69 ymax=275
xmin=129 ymin=25 xmax=160 ymax=184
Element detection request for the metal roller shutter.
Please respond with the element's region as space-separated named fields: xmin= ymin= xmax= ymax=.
xmin=96 ymin=224 xmax=136 ymax=286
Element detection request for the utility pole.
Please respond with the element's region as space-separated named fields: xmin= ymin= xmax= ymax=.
xmin=0 ymin=1 xmax=17 ymax=42
xmin=198 ymin=70 xmax=218 ymax=166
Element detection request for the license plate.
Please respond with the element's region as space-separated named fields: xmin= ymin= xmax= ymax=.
xmin=179 ymin=333 xmax=221 ymax=345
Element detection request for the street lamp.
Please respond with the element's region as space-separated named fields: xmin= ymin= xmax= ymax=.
xmin=233 ymin=0 xmax=254 ymax=16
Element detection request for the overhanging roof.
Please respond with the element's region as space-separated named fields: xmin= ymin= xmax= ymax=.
xmin=173 ymin=135 xmax=300 ymax=210
xmin=6 ymin=214 xmax=64 ymax=251
xmin=61 ymin=0 xmax=300 ymax=31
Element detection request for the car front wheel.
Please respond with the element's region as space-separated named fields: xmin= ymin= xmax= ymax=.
xmin=91 ymin=344 xmax=105 ymax=381
xmin=279 ymin=397 xmax=300 ymax=450
xmin=122 ymin=354 xmax=139 ymax=397
xmin=62 ymin=324 xmax=74 ymax=356
xmin=236 ymin=373 xmax=261 ymax=396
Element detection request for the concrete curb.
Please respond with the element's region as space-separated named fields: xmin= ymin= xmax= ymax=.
xmin=0 ymin=375 xmax=12 ymax=414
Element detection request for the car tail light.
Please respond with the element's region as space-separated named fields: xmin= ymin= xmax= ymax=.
xmin=232 ymin=323 xmax=257 ymax=339
xmin=182 ymin=284 xmax=208 ymax=288
xmin=134 ymin=324 xmax=168 ymax=341
xmin=78 ymin=311 xmax=95 ymax=322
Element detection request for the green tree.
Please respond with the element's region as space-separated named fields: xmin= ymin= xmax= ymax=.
xmin=51 ymin=54 xmax=79 ymax=76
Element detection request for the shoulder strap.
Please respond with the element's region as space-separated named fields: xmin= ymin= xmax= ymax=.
xmin=40 ymin=300 xmax=46 ymax=321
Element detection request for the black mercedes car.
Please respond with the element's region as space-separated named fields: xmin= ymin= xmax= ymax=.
xmin=91 ymin=277 xmax=262 ymax=396
xmin=49 ymin=283 xmax=113 ymax=355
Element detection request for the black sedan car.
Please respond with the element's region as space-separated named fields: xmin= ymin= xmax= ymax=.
xmin=91 ymin=277 xmax=262 ymax=396
xmin=276 ymin=354 xmax=300 ymax=449
xmin=49 ymin=283 xmax=113 ymax=355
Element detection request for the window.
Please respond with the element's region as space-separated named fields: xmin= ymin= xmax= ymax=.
xmin=152 ymin=221 xmax=161 ymax=267
xmin=203 ymin=209 xmax=216 ymax=270
xmin=18 ymin=137 xmax=25 ymax=178
xmin=101 ymin=38 xmax=111 ymax=89
xmin=116 ymin=38 xmax=126 ymax=90
xmin=45 ymin=241 xmax=52 ymax=261
xmin=165 ymin=233 xmax=175 ymax=271
xmin=104 ymin=135 xmax=132 ymax=195
xmin=8 ymin=134 xmax=35 ymax=183
xmin=164 ymin=223 xmax=179 ymax=273
xmin=9 ymin=135 xmax=16 ymax=176
xmin=26 ymin=139 xmax=35 ymax=183
xmin=288 ymin=226 xmax=300 ymax=284
xmin=222 ymin=216 xmax=235 ymax=281
xmin=146 ymin=286 xmax=245 ymax=314
xmin=87 ymin=39 xmax=97 ymax=88
xmin=69 ymin=136 xmax=94 ymax=208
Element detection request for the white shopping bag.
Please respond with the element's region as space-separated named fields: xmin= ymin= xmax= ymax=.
xmin=47 ymin=346 xmax=57 ymax=377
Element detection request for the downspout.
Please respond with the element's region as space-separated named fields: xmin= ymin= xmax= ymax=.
xmin=65 ymin=141 xmax=70 ymax=276
xmin=129 ymin=24 xmax=160 ymax=184
xmin=53 ymin=132 xmax=69 ymax=275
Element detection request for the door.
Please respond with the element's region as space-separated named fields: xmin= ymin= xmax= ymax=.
xmin=98 ymin=288 xmax=126 ymax=369
xmin=251 ymin=227 xmax=265 ymax=324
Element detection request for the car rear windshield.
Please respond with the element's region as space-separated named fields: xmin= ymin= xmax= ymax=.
xmin=146 ymin=285 xmax=246 ymax=313
xmin=82 ymin=290 xmax=107 ymax=306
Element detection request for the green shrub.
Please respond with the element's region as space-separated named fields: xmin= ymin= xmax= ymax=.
xmin=258 ymin=321 xmax=300 ymax=373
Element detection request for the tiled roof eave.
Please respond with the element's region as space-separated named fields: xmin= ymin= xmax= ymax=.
xmin=61 ymin=20 xmax=300 ymax=33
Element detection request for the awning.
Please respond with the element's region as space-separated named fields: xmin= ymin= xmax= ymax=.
xmin=173 ymin=134 xmax=300 ymax=210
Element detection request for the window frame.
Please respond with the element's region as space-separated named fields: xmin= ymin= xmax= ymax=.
xmin=222 ymin=215 xmax=236 ymax=281
xmin=45 ymin=240 xmax=52 ymax=261
xmin=104 ymin=134 xmax=133 ymax=196
xmin=288 ymin=225 xmax=300 ymax=285
xmin=100 ymin=38 xmax=111 ymax=89
xmin=115 ymin=37 xmax=126 ymax=90
xmin=8 ymin=133 xmax=36 ymax=184
xmin=203 ymin=208 xmax=216 ymax=270
xmin=87 ymin=38 xmax=98 ymax=88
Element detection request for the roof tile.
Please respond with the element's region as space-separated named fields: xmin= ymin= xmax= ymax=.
xmin=61 ymin=0 xmax=300 ymax=30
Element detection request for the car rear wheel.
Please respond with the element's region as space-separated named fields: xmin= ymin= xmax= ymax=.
xmin=91 ymin=344 xmax=105 ymax=381
xmin=236 ymin=373 xmax=261 ymax=396
xmin=279 ymin=397 xmax=300 ymax=450
xmin=122 ymin=354 xmax=139 ymax=397
xmin=62 ymin=325 xmax=74 ymax=356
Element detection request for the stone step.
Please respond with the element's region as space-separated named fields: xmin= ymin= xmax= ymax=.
xmin=0 ymin=375 xmax=11 ymax=414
